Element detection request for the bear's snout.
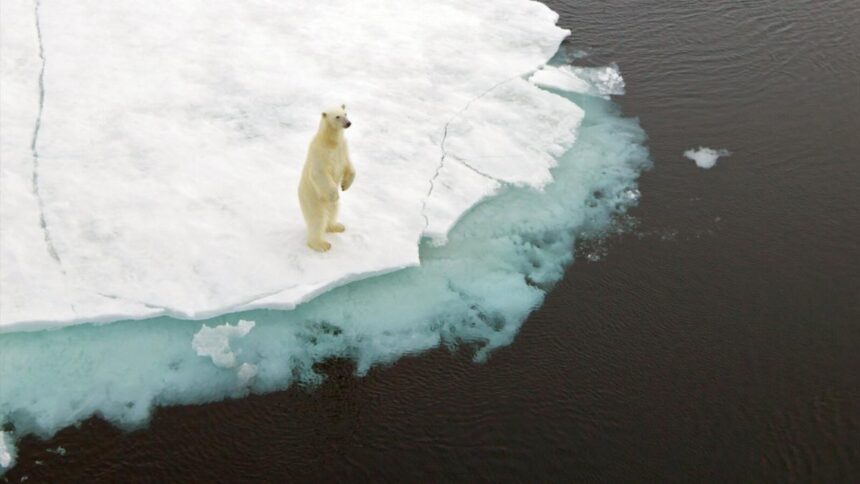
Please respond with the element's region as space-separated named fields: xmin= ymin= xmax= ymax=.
xmin=344 ymin=120 xmax=352 ymax=129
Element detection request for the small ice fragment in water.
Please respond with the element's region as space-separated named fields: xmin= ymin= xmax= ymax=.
xmin=191 ymin=320 xmax=255 ymax=369
xmin=684 ymin=147 xmax=731 ymax=169
xmin=0 ymin=431 xmax=14 ymax=469
xmin=622 ymin=187 xmax=641 ymax=202
xmin=46 ymin=446 xmax=66 ymax=456
xmin=574 ymin=65 xmax=626 ymax=96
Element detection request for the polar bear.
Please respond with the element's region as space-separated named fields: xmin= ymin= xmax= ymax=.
xmin=298 ymin=104 xmax=356 ymax=252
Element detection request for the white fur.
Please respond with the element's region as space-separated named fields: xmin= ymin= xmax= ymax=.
xmin=298 ymin=105 xmax=356 ymax=252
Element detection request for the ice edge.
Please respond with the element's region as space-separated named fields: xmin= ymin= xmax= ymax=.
xmin=421 ymin=74 xmax=521 ymax=228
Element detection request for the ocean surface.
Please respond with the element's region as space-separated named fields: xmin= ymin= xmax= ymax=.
xmin=6 ymin=0 xmax=859 ymax=481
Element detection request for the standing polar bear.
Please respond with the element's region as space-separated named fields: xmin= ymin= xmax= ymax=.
xmin=298 ymin=104 xmax=356 ymax=252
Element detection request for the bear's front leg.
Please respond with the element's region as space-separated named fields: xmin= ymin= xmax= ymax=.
xmin=341 ymin=167 xmax=355 ymax=191
xmin=311 ymin=165 xmax=340 ymax=202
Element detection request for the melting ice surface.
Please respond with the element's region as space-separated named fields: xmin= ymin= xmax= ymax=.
xmin=0 ymin=0 xmax=650 ymax=471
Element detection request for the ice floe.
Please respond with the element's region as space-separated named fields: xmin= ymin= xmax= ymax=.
xmin=684 ymin=147 xmax=731 ymax=169
xmin=1 ymin=0 xmax=572 ymax=330
xmin=0 ymin=0 xmax=652 ymax=473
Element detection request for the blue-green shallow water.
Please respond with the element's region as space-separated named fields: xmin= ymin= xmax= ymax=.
xmin=0 ymin=91 xmax=649 ymax=468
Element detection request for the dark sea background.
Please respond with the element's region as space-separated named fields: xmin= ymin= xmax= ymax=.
xmin=7 ymin=0 xmax=859 ymax=481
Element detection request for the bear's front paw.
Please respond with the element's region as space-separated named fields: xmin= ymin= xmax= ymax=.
xmin=326 ymin=222 xmax=345 ymax=233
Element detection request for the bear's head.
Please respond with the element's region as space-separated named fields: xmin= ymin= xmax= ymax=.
xmin=321 ymin=104 xmax=351 ymax=130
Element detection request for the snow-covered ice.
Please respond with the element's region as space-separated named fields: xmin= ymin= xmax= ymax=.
xmin=1 ymin=0 xmax=574 ymax=330
xmin=684 ymin=147 xmax=731 ymax=169
xmin=0 ymin=0 xmax=652 ymax=473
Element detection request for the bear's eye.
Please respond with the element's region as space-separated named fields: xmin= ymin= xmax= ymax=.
xmin=335 ymin=116 xmax=341 ymax=120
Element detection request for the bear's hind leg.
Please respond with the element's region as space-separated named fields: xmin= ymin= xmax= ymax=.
xmin=306 ymin=212 xmax=331 ymax=252
xmin=326 ymin=201 xmax=345 ymax=233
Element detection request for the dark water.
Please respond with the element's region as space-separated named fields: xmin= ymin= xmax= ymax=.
xmin=8 ymin=0 xmax=860 ymax=481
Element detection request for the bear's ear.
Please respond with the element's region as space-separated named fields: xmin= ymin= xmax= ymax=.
xmin=341 ymin=104 xmax=346 ymax=110
xmin=321 ymin=112 xmax=327 ymax=117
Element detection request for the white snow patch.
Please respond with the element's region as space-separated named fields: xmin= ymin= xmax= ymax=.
xmin=684 ymin=147 xmax=731 ymax=169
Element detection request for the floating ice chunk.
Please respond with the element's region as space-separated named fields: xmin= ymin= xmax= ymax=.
xmin=571 ymin=65 xmax=626 ymax=96
xmin=529 ymin=66 xmax=591 ymax=93
xmin=192 ymin=320 xmax=255 ymax=369
xmin=684 ymin=147 xmax=731 ymax=169
xmin=623 ymin=187 xmax=641 ymax=202
xmin=192 ymin=320 xmax=258 ymax=388
xmin=529 ymin=65 xmax=625 ymax=97
xmin=0 ymin=431 xmax=14 ymax=469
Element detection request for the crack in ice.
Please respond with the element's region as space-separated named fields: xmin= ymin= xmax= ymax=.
xmin=448 ymin=154 xmax=508 ymax=184
xmin=421 ymin=76 xmax=519 ymax=229
xmin=96 ymin=292 xmax=172 ymax=314
xmin=30 ymin=0 xmax=61 ymax=268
